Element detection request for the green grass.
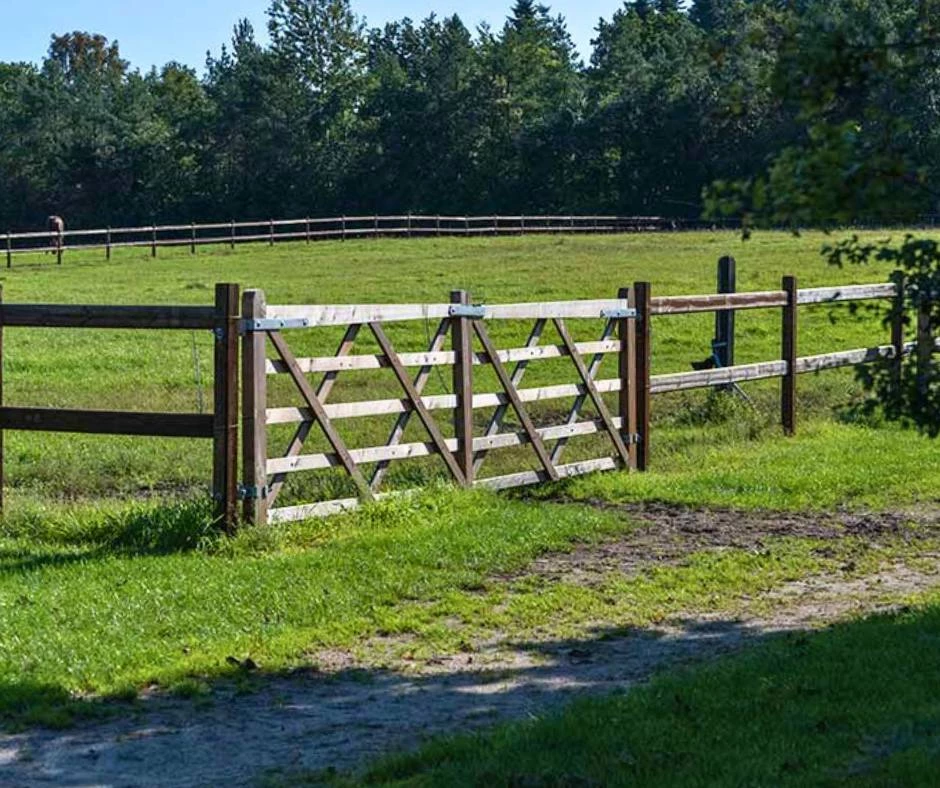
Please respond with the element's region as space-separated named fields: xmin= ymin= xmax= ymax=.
xmin=355 ymin=601 xmax=940 ymax=787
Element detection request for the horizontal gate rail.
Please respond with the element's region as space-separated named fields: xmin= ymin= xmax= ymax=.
xmin=0 ymin=304 xmax=216 ymax=330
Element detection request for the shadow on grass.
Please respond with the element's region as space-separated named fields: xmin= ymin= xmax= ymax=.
xmin=0 ymin=496 xmax=220 ymax=574
xmin=7 ymin=606 xmax=937 ymax=786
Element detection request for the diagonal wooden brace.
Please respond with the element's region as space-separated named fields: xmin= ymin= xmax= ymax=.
xmin=473 ymin=320 xmax=559 ymax=482
xmin=268 ymin=323 xmax=361 ymax=505
xmin=553 ymin=318 xmax=632 ymax=468
xmin=368 ymin=322 xmax=467 ymax=486
xmin=268 ymin=330 xmax=374 ymax=501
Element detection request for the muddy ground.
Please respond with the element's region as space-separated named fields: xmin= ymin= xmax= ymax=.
xmin=1 ymin=504 xmax=937 ymax=787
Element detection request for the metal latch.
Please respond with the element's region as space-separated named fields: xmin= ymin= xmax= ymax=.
xmin=448 ymin=304 xmax=487 ymax=319
xmin=241 ymin=318 xmax=310 ymax=333
xmin=601 ymin=308 xmax=638 ymax=319
xmin=238 ymin=484 xmax=269 ymax=500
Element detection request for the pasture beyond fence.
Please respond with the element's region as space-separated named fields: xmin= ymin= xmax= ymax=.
xmin=3 ymin=214 xmax=717 ymax=263
xmin=0 ymin=265 xmax=913 ymax=530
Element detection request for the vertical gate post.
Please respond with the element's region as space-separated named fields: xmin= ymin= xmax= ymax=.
xmin=242 ymin=289 xmax=269 ymax=525
xmin=716 ymin=256 xmax=736 ymax=370
xmin=782 ymin=275 xmax=798 ymax=436
xmin=619 ymin=287 xmax=638 ymax=470
xmin=634 ymin=281 xmax=652 ymax=471
xmin=451 ymin=290 xmax=474 ymax=486
xmin=213 ymin=283 xmax=240 ymax=532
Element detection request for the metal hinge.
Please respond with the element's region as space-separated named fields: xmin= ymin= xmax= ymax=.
xmin=621 ymin=433 xmax=642 ymax=445
xmin=241 ymin=318 xmax=310 ymax=333
xmin=448 ymin=304 xmax=487 ymax=319
xmin=601 ymin=308 xmax=638 ymax=320
xmin=238 ymin=484 xmax=269 ymax=500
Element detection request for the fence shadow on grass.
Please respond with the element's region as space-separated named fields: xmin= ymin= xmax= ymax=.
xmin=0 ymin=611 xmax=897 ymax=786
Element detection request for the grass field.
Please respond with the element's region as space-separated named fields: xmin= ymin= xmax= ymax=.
xmin=0 ymin=230 xmax=901 ymax=512
xmin=2 ymin=231 xmax=939 ymax=785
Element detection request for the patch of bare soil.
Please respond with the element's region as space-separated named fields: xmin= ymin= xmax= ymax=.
xmin=516 ymin=501 xmax=937 ymax=585
xmin=1 ymin=507 xmax=938 ymax=788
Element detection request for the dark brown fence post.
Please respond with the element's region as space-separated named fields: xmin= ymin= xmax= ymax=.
xmin=634 ymin=281 xmax=652 ymax=471
xmin=340 ymin=216 xmax=346 ymax=241
xmin=151 ymin=225 xmax=157 ymax=258
xmin=716 ymin=256 xmax=736 ymax=370
xmin=451 ymin=289 xmax=474 ymax=486
xmin=213 ymin=283 xmax=240 ymax=532
xmin=190 ymin=222 xmax=196 ymax=255
xmin=242 ymin=288 xmax=268 ymax=526
xmin=619 ymin=287 xmax=638 ymax=470
xmin=5 ymin=233 xmax=10 ymax=268
xmin=374 ymin=214 xmax=379 ymax=238
xmin=269 ymin=219 xmax=275 ymax=246
xmin=306 ymin=217 xmax=311 ymax=243
xmin=407 ymin=213 xmax=413 ymax=238
xmin=782 ymin=275 xmax=798 ymax=436
xmin=106 ymin=227 xmax=112 ymax=261
xmin=891 ymin=273 xmax=906 ymax=394
xmin=57 ymin=236 xmax=63 ymax=265
xmin=230 ymin=220 xmax=236 ymax=250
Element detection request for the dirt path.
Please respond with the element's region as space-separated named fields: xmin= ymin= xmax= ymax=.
xmin=1 ymin=507 xmax=937 ymax=788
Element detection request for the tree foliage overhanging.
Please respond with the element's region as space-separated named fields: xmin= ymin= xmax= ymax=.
xmin=0 ymin=0 xmax=800 ymax=229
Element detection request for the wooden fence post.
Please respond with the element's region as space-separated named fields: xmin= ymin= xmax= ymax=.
xmin=451 ymin=290 xmax=474 ymax=486
xmin=230 ymin=220 xmax=236 ymax=250
xmin=374 ymin=214 xmax=379 ymax=238
xmin=213 ymin=283 xmax=240 ymax=532
xmin=891 ymin=273 xmax=906 ymax=395
xmin=634 ymin=281 xmax=652 ymax=471
xmin=269 ymin=219 xmax=274 ymax=246
xmin=341 ymin=216 xmax=346 ymax=241
xmin=407 ymin=213 xmax=413 ymax=238
xmin=619 ymin=287 xmax=638 ymax=470
xmin=57 ymin=237 xmax=63 ymax=265
xmin=190 ymin=222 xmax=196 ymax=255
xmin=436 ymin=215 xmax=441 ymax=237
xmin=151 ymin=225 xmax=157 ymax=258
xmin=242 ymin=289 xmax=268 ymax=526
xmin=716 ymin=256 xmax=736 ymax=370
xmin=306 ymin=217 xmax=311 ymax=244
xmin=782 ymin=275 xmax=798 ymax=436
xmin=5 ymin=233 xmax=10 ymax=268
xmin=106 ymin=227 xmax=112 ymax=261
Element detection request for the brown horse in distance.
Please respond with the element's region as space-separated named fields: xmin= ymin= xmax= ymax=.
xmin=47 ymin=215 xmax=65 ymax=254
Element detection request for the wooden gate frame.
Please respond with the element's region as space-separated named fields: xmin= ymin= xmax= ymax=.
xmin=240 ymin=289 xmax=642 ymax=525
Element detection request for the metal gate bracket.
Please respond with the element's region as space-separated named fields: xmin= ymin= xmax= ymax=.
xmin=241 ymin=318 xmax=310 ymax=333
xmin=238 ymin=484 xmax=269 ymax=500
xmin=448 ymin=304 xmax=487 ymax=319
xmin=601 ymin=307 xmax=637 ymax=319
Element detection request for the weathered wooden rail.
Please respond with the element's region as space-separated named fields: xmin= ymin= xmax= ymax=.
xmin=2 ymin=214 xmax=716 ymax=264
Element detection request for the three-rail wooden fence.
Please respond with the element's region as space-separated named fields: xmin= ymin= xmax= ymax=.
xmin=0 ymin=274 xmax=913 ymax=530
xmin=3 ymin=214 xmax=716 ymax=264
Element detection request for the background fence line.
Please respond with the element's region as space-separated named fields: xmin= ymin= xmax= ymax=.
xmin=3 ymin=214 xmax=731 ymax=264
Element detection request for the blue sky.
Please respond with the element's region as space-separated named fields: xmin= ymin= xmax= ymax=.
xmin=3 ymin=0 xmax=626 ymax=73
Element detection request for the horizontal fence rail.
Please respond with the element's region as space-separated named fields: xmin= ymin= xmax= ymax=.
xmin=3 ymin=215 xmax=726 ymax=264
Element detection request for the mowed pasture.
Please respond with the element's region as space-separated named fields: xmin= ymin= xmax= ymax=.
xmin=0 ymin=230 xmax=906 ymax=513
xmin=3 ymin=231 xmax=940 ymax=787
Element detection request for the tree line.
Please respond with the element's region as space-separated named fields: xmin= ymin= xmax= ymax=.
xmin=0 ymin=0 xmax=926 ymax=231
